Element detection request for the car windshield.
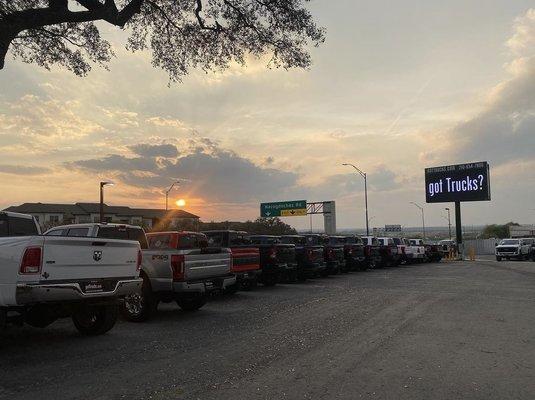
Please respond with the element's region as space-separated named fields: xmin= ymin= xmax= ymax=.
xmin=500 ymin=239 xmax=519 ymax=245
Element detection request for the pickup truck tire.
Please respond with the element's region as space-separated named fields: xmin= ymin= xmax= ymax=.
xmin=496 ymin=256 xmax=502 ymax=262
xmin=72 ymin=304 xmax=118 ymax=336
xmin=177 ymin=295 xmax=207 ymax=312
xmin=121 ymin=277 xmax=157 ymax=322
xmin=225 ymin=283 xmax=239 ymax=295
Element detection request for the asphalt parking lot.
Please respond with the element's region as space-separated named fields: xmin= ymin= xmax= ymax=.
xmin=2 ymin=259 xmax=535 ymax=400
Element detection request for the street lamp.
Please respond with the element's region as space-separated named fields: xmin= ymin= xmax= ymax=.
xmin=445 ymin=207 xmax=452 ymax=240
xmin=99 ymin=181 xmax=114 ymax=223
xmin=342 ymin=163 xmax=369 ymax=236
xmin=410 ymin=202 xmax=426 ymax=240
xmin=165 ymin=180 xmax=181 ymax=211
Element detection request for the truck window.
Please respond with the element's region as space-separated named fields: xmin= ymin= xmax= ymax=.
xmin=6 ymin=216 xmax=39 ymax=236
xmin=205 ymin=232 xmax=224 ymax=247
xmin=67 ymin=228 xmax=90 ymax=237
xmin=229 ymin=232 xmax=242 ymax=246
xmin=128 ymin=227 xmax=149 ymax=249
xmin=178 ymin=235 xmax=196 ymax=249
xmin=97 ymin=226 xmax=128 ymax=240
xmin=46 ymin=229 xmax=66 ymax=236
xmin=148 ymin=234 xmax=172 ymax=249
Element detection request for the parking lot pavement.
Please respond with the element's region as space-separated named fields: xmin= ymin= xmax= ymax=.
xmin=2 ymin=260 xmax=535 ymax=400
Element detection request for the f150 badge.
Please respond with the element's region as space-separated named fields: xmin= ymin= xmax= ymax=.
xmin=93 ymin=250 xmax=103 ymax=261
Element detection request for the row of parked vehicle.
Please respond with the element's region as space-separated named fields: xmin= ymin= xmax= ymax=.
xmin=0 ymin=211 xmax=442 ymax=336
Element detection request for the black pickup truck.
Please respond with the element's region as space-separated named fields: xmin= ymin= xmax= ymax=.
xmin=342 ymin=235 xmax=367 ymax=271
xmin=326 ymin=236 xmax=352 ymax=273
xmin=247 ymin=235 xmax=297 ymax=286
xmin=280 ymin=235 xmax=326 ymax=280
xmin=303 ymin=234 xmax=344 ymax=275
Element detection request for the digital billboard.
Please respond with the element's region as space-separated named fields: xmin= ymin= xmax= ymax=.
xmin=425 ymin=162 xmax=490 ymax=203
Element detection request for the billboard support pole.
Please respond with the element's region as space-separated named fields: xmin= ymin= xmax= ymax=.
xmin=455 ymin=201 xmax=463 ymax=260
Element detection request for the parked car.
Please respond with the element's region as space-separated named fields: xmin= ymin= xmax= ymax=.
xmin=247 ymin=235 xmax=297 ymax=285
xmin=118 ymin=231 xmax=234 ymax=321
xmin=280 ymin=235 xmax=326 ymax=279
xmin=392 ymin=237 xmax=425 ymax=264
xmin=303 ymin=234 xmax=344 ymax=275
xmin=361 ymin=236 xmax=383 ymax=269
xmin=342 ymin=235 xmax=367 ymax=271
xmin=377 ymin=237 xmax=401 ymax=267
xmin=2 ymin=215 xmax=143 ymax=335
xmin=495 ymin=238 xmax=532 ymax=261
xmin=202 ymin=230 xmax=261 ymax=291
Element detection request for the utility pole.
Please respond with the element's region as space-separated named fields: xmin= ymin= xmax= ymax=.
xmin=99 ymin=181 xmax=114 ymax=223
xmin=445 ymin=207 xmax=452 ymax=240
xmin=410 ymin=202 xmax=426 ymax=240
xmin=342 ymin=163 xmax=369 ymax=235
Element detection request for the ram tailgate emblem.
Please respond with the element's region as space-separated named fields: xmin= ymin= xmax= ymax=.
xmin=93 ymin=250 xmax=103 ymax=262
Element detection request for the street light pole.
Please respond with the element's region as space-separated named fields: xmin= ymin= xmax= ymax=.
xmin=410 ymin=202 xmax=426 ymax=240
xmin=99 ymin=181 xmax=114 ymax=223
xmin=165 ymin=181 xmax=181 ymax=211
xmin=342 ymin=163 xmax=369 ymax=236
xmin=445 ymin=207 xmax=452 ymax=240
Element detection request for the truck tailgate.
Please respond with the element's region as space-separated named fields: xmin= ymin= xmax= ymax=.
xmin=41 ymin=237 xmax=140 ymax=281
xmin=185 ymin=250 xmax=231 ymax=281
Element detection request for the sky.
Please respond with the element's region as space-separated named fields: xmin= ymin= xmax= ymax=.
xmin=1 ymin=1 xmax=535 ymax=230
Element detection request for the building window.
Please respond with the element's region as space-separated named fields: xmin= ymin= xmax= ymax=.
xmin=49 ymin=215 xmax=60 ymax=224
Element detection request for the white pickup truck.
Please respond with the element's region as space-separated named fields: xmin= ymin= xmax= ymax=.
xmin=1 ymin=212 xmax=142 ymax=335
xmin=392 ymin=237 xmax=425 ymax=263
xmin=495 ymin=238 xmax=533 ymax=261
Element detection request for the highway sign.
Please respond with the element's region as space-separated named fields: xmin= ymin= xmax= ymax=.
xmin=281 ymin=209 xmax=307 ymax=217
xmin=385 ymin=224 xmax=402 ymax=233
xmin=261 ymin=200 xmax=307 ymax=218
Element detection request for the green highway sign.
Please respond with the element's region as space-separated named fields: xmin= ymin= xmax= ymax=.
xmin=260 ymin=200 xmax=307 ymax=218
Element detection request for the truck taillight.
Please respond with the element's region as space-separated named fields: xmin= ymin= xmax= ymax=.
xmin=20 ymin=247 xmax=42 ymax=274
xmin=171 ymin=254 xmax=185 ymax=281
xmin=137 ymin=250 xmax=143 ymax=271
xmin=401 ymin=246 xmax=406 ymax=255
xmin=269 ymin=247 xmax=277 ymax=259
xmin=365 ymin=246 xmax=371 ymax=256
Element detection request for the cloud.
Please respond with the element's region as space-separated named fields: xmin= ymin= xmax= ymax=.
xmin=429 ymin=9 xmax=535 ymax=168
xmin=128 ymin=143 xmax=179 ymax=158
xmin=0 ymin=164 xmax=51 ymax=175
xmin=68 ymin=139 xmax=299 ymax=203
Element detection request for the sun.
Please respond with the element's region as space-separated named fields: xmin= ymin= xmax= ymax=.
xmin=175 ymin=199 xmax=186 ymax=207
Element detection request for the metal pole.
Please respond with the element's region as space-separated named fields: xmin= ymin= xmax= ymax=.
xmin=99 ymin=182 xmax=104 ymax=223
xmin=455 ymin=201 xmax=463 ymax=259
xmin=364 ymin=173 xmax=369 ymax=236
xmin=446 ymin=208 xmax=452 ymax=240
xmin=421 ymin=208 xmax=426 ymax=240
xmin=165 ymin=192 xmax=168 ymax=211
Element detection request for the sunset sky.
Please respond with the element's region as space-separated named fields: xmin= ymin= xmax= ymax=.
xmin=1 ymin=1 xmax=534 ymax=230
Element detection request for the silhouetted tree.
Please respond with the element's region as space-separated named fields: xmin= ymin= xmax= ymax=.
xmin=198 ymin=217 xmax=297 ymax=235
xmin=0 ymin=1 xmax=325 ymax=79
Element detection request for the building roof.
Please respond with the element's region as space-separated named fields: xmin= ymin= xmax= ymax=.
xmin=3 ymin=203 xmax=200 ymax=219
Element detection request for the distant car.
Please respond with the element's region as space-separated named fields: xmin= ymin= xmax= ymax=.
xmin=496 ymin=238 xmax=532 ymax=261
